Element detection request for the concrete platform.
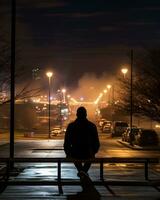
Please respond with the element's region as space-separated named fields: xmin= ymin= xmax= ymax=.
xmin=0 ymin=163 xmax=159 ymax=199
xmin=0 ymin=185 xmax=159 ymax=200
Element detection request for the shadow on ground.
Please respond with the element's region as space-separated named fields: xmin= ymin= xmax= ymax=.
xmin=67 ymin=190 xmax=100 ymax=200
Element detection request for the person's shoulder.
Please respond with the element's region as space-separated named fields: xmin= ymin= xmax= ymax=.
xmin=67 ymin=120 xmax=76 ymax=127
xmin=87 ymin=120 xmax=97 ymax=128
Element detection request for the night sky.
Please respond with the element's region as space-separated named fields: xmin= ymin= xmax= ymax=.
xmin=1 ymin=0 xmax=160 ymax=88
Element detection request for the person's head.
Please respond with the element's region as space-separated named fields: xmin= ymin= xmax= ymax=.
xmin=76 ymin=106 xmax=87 ymax=119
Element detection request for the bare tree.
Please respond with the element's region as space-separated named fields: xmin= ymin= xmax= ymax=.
xmin=117 ymin=49 xmax=160 ymax=122
xmin=0 ymin=28 xmax=44 ymax=104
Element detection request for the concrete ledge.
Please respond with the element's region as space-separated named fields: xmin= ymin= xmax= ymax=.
xmin=0 ymin=180 xmax=159 ymax=186
xmin=0 ymin=157 xmax=159 ymax=163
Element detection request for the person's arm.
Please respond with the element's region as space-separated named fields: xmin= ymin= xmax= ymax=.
xmin=92 ymin=124 xmax=100 ymax=154
xmin=64 ymin=124 xmax=72 ymax=157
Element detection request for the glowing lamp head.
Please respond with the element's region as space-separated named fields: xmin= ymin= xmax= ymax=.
xmin=107 ymin=85 xmax=112 ymax=89
xmin=103 ymin=89 xmax=107 ymax=93
xmin=62 ymin=89 xmax=66 ymax=93
xmin=46 ymin=71 xmax=53 ymax=78
xmin=121 ymin=68 xmax=128 ymax=75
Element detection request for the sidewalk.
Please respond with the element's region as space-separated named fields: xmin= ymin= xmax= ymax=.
xmin=118 ymin=140 xmax=160 ymax=150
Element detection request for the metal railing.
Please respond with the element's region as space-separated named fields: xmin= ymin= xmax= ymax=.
xmin=0 ymin=157 xmax=159 ymax=194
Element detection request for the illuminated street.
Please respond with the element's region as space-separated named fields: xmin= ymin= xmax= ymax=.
xmin=0 ymin=133 xmax=160 ymax=158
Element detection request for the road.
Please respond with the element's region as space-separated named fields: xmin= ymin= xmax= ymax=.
xmin=0 ymin=132 xmax=160 ymax=158
xmin=99 ymin=133 xmax=160 ymax=158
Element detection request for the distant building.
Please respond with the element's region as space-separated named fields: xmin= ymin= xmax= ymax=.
xmin=32 ymin=67 xmax=41 ymax=80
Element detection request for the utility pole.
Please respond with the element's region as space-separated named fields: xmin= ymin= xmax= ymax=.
xmin=10 ymin=0 xmax=16 ymax=167
xmin=130 ymin=49 xmax=133 ymax=128
xmin=46 ymin=72 xmax=53 ymax=139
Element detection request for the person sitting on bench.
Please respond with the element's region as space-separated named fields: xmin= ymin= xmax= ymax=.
xmin=64 ymin=106 xmax=100 ymax=174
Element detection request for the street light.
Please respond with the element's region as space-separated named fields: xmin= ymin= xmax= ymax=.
xmin=67 ymin=94 xmax=71 ymax=103
xmin=130 ymin=50 xmax=133 ymax=129
xmin=107 ymin=84 xmax=112 ymax=104
xmin=121 ymin=50 xmax=133 ymax=129
xmin=61 ymin=88 xmax=66 ymax=103
xmin=121 ymin=68 xmax=128 ymax=78
xmin=107 ymin=84 xmax=112 ymax=90
xmin=103 ymin=89 xmax=107 ymax=104
xmin=46 ymin=71 xmax=53 ymax=139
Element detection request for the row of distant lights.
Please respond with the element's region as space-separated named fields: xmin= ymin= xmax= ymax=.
xmin=36 ymin=69 xmax=129 ymax=105
xmin=32 ymin=94 xmax=77 ymax=104
xmin=94 ymin=84 xmax=112 ymax=105
xmin=94 ymin=68 xmax=128 ymax=105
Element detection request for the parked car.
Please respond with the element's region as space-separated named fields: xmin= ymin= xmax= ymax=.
xmin=134 ymin=129 xmax=159 ymax=146
xmin=122 ymin=127 xmax=139 ymax=143
xmin=111 ymin=121 xmax=128 ymax=137
xmin=51 ymin=127 xmax=62 ymax=136
xmin=98 ymin=118 xmax=106 ymax=127
xmin=102 ymin=121 xmax=112 ymax=133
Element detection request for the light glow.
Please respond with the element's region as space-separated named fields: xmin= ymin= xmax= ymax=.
xmin=121 ymin=68 xmax=128 ymax=75
xmin=107 ymin=84 xmax=112 ymax=89
xmin=46 ymin=71 xmax=53 ymax=78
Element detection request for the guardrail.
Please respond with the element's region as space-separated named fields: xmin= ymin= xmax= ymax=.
xmin=0 ymin=157 xmax=159 ymax=194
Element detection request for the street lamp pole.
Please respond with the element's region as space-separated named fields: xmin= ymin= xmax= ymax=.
xmin=130 ymin=49 xmax=133 ymax=129
xmin=107 ymin=84 xmax=112 ymax=104
xmin=46 ymin=72 xmax=53 ymax=139
xmin=103 ymin=89 xmax=107 ymax=104
xmin=10 ymin=0 xmax=16 ymax=168
xmin=62 ymin=88 xmax=66 ymax=103
xmin=121 ymin=68 xmax=128 ymax=78
xmin=121 ymin=55 xmax=133 ymax=128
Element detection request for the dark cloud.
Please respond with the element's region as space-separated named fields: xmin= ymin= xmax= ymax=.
xmin=98 ymin=26 xmax=119 ymax=32
xmin=133 ymin=6 xmax=160 ymax=11
xmin=1 ymin=0 xmax=160 ymax=88
xmin=17 ymin=0 xmax=68 ymax=9
xmin=70 ymin=11 xmax=106 ymax=18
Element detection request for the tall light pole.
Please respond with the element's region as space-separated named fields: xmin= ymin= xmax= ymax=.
xmin=67 ymin=94 xmax=71 ymax=119
xmin=107 ymin=84 xmax=112 ymax=104
xmin=121 ymin=50 xmax=133 ymax=128
xmin=130 ymin=50 xmax=133 ymax=129
xmin=10 ymin=0 xmax=16 ymax=168
xmin=103 ymin=89 xmax=107 ymax=104
xmin=67 ymin=94 xmax=71 ymax=102
xmin=46 ymin=71 xmax=53 ymax=139
xmin=61 ymin=88 xmax=66 ymax=103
